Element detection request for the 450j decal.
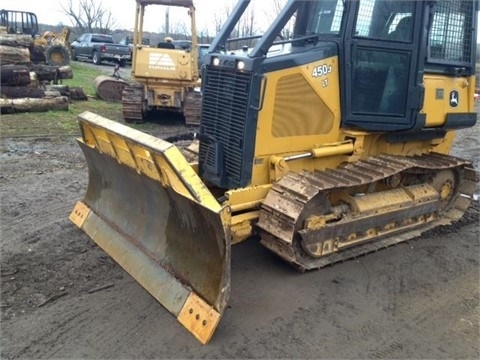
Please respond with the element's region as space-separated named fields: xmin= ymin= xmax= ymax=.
xmin=312 ymin=64 xmax=332 ymax=78
xmin=312 ymin=64 xmax=332 ymax=88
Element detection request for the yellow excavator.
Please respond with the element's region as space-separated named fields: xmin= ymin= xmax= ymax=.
xmin=121 ymin=0 xmax=201 ymax=125
xmin=70 ymin=0 xmax=478 ymax=344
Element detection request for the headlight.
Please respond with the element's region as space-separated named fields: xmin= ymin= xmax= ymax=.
xmin=211 ymin=57 xmax=220 ymax=66
xmin=236 ymin=60 xmax=245 ymax=70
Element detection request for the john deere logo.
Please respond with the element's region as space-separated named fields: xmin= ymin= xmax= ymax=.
xmin=449 ymin=90 xmax=459 ymax=108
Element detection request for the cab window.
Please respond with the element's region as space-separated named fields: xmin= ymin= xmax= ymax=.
xmin=307 ymin=0 xmax=345 ymax=35
xmin=354 ymin=0 xmax=414 ymax=42
xmin=428 ymin=0 xmax=473 ymax=65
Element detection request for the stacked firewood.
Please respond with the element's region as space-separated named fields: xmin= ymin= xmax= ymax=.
xmin=0 ymin=33 xmax=87 ymax=114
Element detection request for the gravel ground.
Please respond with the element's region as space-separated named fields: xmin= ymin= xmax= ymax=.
xmin=0 ymin=106 xmax=478 ymax=358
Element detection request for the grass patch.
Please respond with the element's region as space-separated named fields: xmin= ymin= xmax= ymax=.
xmin=62 ymin=62 xmax=112 ymax=97
xmin=0 ymin=62 xmax=126 ymax=137
xmin=0 ymin=62 xmax=182 ymax=138
xmin=0 ymin=100 xmax=123 ymax=137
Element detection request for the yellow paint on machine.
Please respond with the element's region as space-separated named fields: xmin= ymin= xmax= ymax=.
xmin=134 ymin=46 xmax=195 ymax=81
xmin=177 ymin=292 xmax=221 ymax=345
xmin=79 ymin=111 xmax=221 ymax=211
xmin=422 ymin=74 xmax=475 ymax=127
xmin=71 ymin=112 xmax=231 ymax=345
xmin=251 ymin=55 xmax=342 ymax=185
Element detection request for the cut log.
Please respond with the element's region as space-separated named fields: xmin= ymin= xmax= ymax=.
xmin=94 ymin=75 xmax=128 ymax=102
xmin=41 ymin=85 xmax=88 ymax=101
xmin=30 ymin=72 xmax=39 ymax=88
xmin=1 ymin=85 xmax=45 ymax=99
xmin=57 ymin=65 xmax=73 ymax=79
xmin=43 ymin=84 xmax=70 ymax=97
xmin=0 ymin=34 xmax=33 ymax=47
xmin=0 ymin=45 xmax=30 ymax=65
xmin=0 ymin=96 xmax=69 ymax=114
xmin=28 ymin=64 xmax=57 ymax=81
xmin=28 ymin=64 xmax=74 ymax=82
xmin=0 ymin=65 xmax=31 ymax=86
xmin=69 ymin=86 xmax=88 ymax=101
xmin=44 ymin=90 xmax=62 ymax=98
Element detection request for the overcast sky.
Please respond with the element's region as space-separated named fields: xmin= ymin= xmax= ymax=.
xmin=0 ymin=0 xmax=266 ymax=35
xmin=1 ymin=0 xmax=479 ymax=42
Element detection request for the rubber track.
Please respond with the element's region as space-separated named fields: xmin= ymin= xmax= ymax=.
xmin=257 ymin=153 xmax=478 ymax=270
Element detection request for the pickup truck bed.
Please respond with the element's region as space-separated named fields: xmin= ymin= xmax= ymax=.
xmin=71 ymin=33 xmax=131 ymax=66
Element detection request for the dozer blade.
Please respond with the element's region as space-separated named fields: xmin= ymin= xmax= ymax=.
xmin=69 ymin=111 xmax=231 ymax=344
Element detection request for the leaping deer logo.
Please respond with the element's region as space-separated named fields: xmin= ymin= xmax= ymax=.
xmin=449 ymin=91 xmax=459 ymax=108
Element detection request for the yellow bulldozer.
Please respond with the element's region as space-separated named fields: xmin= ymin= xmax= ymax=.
xmin=0 ymin=9 xmax=71 ymax=66
xmin=121 ymin=0 xmax=202 ymax=125
xmin=70 ymin=0 xmax=479 ymax=344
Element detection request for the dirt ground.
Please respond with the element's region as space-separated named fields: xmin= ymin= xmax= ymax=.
xmin=0 ymin=108 xmax=479 ymax=358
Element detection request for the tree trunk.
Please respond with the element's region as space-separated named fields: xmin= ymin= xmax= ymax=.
xmin=0 ymin=34 xmax=33 ymax=47
xmin=44 ymin=90 xmax=62 ymax=98
xmin=30 ymin=72 xmax=39 ymax=88
xmin=28 ymin=64 xmax=74 ymax=82
xmin=41 ymin=85 xmax=88 ymax=100
xmin=1 ymin=85 xmax=45 ymax=99
xmin=57 ymin=66 xmax=73 ymax=79
xmin=0 ymin=96 xmax=69 ymax=114
xmin=43 ymin=84 xmax=70 ymax=97
xmin=93 ymin=75 xmax=128 ymax=102
xmin=69 ymin=86 xmax=88 ymax=101
xmin=0 ymin=45 xmax=30 ymax=65
xmin=0 ymin=65 xmax=31 ymax=86
xmin=28 ymin=64 xmax=57 ymax=81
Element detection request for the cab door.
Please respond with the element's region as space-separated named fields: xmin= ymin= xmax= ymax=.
xmin=342 ymin=0 xmax=427 ymax=131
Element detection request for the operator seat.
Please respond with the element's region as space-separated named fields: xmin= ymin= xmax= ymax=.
xmin=379 ymin=16 xmax=413 ymax=114
xmin=157 ymin=42 xmax=175 ymax=49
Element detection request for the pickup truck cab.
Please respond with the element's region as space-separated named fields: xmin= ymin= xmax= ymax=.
xmin=71 ymin=33 xmax=131 ymax=67
xmin=118 ymin=36 xmax=150 ymax=63
xmin=118 ymin=36 xmax=150 ymax=49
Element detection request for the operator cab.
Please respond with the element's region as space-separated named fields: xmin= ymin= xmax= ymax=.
xmin=206 ymin=0 xmax=476 ymax=133
xmin=294 ymin=0 xmax=477 ymax=131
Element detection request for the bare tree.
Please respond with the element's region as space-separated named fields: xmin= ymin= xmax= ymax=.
xmin=213 ymin=12 xmax=224 ymax=34
xmin=213 ymin=0 xmax=235 ymax=34
xmin=212 ymin=0 xmax=259 ymax=50
xmin=170 ymin=19 xmax=189 ymax=39
xmin=235 ymin=5 xmax=257 ymax=47
xmin=264 ymin=0 xmax=294 ymax=39
xmin=198 ymin=26 xmax=212 ymax=44
xmin=61 ymin=0 xmax=117 ymax=34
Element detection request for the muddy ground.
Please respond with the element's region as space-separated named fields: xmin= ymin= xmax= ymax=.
xmin=0 ymin=110 xmax=479 ymax=358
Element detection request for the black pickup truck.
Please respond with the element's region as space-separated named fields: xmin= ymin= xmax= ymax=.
xmin=71 ymin=33 xmax=131 ymax=66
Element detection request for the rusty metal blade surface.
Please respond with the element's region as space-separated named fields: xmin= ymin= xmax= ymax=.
xmin=75 ymin=140 xmax=230 ymax=325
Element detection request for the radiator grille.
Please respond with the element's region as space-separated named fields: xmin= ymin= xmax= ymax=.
xmin=199 ymin=66 xmax=254 ymax=188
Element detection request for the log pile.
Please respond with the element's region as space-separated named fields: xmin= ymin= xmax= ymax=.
xmin=0 ymin=34 xmax=87 ymax=114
